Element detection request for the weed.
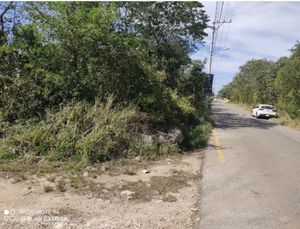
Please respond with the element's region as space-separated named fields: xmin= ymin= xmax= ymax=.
xmin=11 ymin=173 xmax=28 ymax=184
xmin=0 ymin=100 xmax=212 ymax=176
xmin=188 ymin=121 xmax=212 ymax=148
xmin=70 ymin=176 xmax=88 ymax=189
xmin=47 ymin=176 xmax=56 ymax=183
xmin=114 ymin=171 xmax=196 ymax=202
xmin=56 ymin=179 xmax=66 ymax=192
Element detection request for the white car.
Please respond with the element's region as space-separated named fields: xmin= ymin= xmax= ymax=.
xmin=252 ymin=104 xmax=277 ymax=119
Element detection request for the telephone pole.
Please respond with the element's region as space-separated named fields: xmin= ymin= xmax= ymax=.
xmin=208 ymin=1 xmax=231 ymax=75
xmin=205 ymin=1 xmax=231 ymax=107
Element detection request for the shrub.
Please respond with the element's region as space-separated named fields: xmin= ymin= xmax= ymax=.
xmin=188 ymin=121 xmax=212 ymax=148
xmin=0 ymin=99 xmax=185 ymax=164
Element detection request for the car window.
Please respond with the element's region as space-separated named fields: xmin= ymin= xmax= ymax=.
xmin=261 ymin=105 xmax=273 ymax=109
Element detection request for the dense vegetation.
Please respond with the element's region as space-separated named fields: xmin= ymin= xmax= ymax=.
xmin=219 ymin=43 xmax=300 ymax=121
xmin=0 ymin=2 xmax=212 ymax=165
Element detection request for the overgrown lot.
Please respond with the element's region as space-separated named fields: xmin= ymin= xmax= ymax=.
xmin=0 ymin=2 xmax=212 ymax=175
xmin=0 ymin=99 xmax=211 ymax=175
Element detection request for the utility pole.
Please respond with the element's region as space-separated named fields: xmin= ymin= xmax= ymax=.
xmin=208 ymin=1 xmax=231 ymax=75
xmin=205 ymin=1 xmax=231 ymax=107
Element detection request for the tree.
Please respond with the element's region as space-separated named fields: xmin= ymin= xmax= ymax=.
xmin=177 ymin=60 xmax=207 ymax=109
xmin=1 ymin=2 xmax=210 ymax=123
xmin=219 ymin=43 xmax=300 ymax=120
xmin=0 ymin=2 xmax=14 ymax=44
xmin=275 ymin=44 xmax=300 ymax=119
xmin=116 ymin=2 xmax=208 ymax=88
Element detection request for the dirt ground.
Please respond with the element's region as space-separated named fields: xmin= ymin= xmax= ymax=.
xmin=0 ymin=152 xmax=203 ymax=229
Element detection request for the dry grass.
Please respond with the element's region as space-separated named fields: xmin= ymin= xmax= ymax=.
xmin=113 ymin=171 xmax=197 ymax=202
xmin=47 ymin=176 xmax=56 ymax=183
xmin=162 ymin=194 xmax=178 ymax=202
xmin=71 ymin=168 xmax=197 ymax=203
xmin=70 ymin=176 xmax=89 ymax=189
xmin=56 ymin=179 xmax=67 ymax=192
xmin=11 ymin=173 xmax=28 ymax=184
xmin=270 ymin=116 xmax=300 ymax=130
xmin=0 ymin=100 xmax=175 ymax=164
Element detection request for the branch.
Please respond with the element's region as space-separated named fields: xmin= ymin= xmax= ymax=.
xmin=0 ymin=1 xmax=14 ymax=18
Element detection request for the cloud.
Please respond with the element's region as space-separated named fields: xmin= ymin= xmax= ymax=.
xmin=193 ymin=1 xmax=300 ymax=92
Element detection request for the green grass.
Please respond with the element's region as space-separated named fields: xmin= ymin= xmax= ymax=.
xmin=0 ymin=99 xmax=212 ymax=176
xmin=0 ymin=100 xmax=164 ymax=163
xmin=189 ymin=121 xmax=212 ymax=147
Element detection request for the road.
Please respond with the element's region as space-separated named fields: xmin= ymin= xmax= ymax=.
xmin=199 ymin=101 xmax=300 ymax=229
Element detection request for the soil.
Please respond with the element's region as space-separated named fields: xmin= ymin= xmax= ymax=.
xmin=0 ymin=151 xmax=203 ymax=229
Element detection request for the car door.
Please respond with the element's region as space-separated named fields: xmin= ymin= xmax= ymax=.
xmin=252 ymin=105 xmax=258 ymax=116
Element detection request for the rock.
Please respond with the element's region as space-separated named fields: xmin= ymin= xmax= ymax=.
xmin=168 ymin=128 xmax=184 ymax=144
xmin=86 ymin=166 xmax=97 ymax=172
xmin=85 ymin=166 xmax=92 ymax=171
xmin=191 ymin=208 xmax=198 ymax=212
xmin=101 ymin=165 xmax=108 ymax=172
xmin=83 ymin=171 xmax=89 ymax=177
xmin=140 ymin=134 xmax=153 ymax=145
xmin=121 ymin=190 xmax=135 ymax=200
xmin=11 ymin=178 xmax=18 ymax=184
xmin=157 ymin=131 xmax=168 ymax=142
xmin=142 ymin=169 xmax=150 ymax=174
xmin=12 ymin=148 xmax=19 ymax=155
xmin=153 ymin=191 xmax=160 ymax=196
xmin=134 ymin=155 xmax=141 ymax=161
xmin=166 ymin=158 xmax=175 ymax=164
xmin=157 ymin=128 xmax=184 ymax=144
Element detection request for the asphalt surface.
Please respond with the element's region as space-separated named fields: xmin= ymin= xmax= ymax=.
xmin=199 ymin=101 xmax=300 ymax=229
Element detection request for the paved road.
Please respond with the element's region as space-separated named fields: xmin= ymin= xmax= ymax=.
xmin=199 ymin=101 xmax=300 ymax=229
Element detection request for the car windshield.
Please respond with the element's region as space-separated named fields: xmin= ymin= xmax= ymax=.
xmin=261 ymin=105 xmax=273 ymax=109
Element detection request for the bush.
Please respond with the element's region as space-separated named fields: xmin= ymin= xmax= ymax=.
xmin=0 ymin=99 xmax=185 ymax=163
xmin=187 ymin=121 xmax=212 ymax=148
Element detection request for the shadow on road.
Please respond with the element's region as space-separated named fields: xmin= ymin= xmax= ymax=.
xmin=212 ymin=105 xmax=277 ymax=130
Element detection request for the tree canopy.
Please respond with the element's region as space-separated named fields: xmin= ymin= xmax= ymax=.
xmin=0 ymin=2 xmax=210 ymax=123
xmin=219 ymin=43 xmax=300 ymax=120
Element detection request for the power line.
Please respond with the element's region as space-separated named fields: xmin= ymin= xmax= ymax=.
xmin=208 ymin=1 xmax=232 ymax=75
xmin=214 ymin=2 xmax=231 ymax=74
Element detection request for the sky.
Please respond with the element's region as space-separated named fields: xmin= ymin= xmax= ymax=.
xmin=191 ymin=1 xmax=300 ymax=93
